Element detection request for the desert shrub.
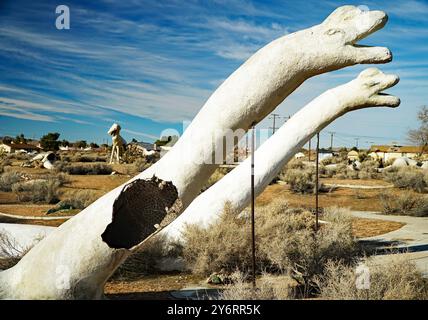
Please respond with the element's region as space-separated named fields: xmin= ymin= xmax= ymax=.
xmin=358 ymin=160 xmax=380 ymax=179
xmin=281 ymin=167 xmax=331 ymax=194
xmin=0 ymin=157 xmax=11 ymax=174
xmin=282 ymin=168 xmax=316 ymax=194
xmin=6 ymin=153 xmax=30 ymax=161
xmin=258 ymin=206 xmax=358 ymax=294
xmin=112 ymin=235 xmax=183 ymax=280
xmin=0 ymin=171 xmax=21 ymax=191
xmin=12 ymin=178 xmax=61 ymax=204
xmin=315 ymin=257 xmax=428 ymax=300
xmin=322 ymin=163 xmax=346 ymax=179
xmin=379 ymin=191 xmax=428 ymax=217
xmin=60 ymin=155 xmax=71 ymax=162
xmin=181 ymin=201 xmax=358 ymax=295
xmin=321 ymin=154 xmax=347 ymax=166
xmin=383 ymin=167 xmax=427 ymax=193
xmin=70 ymin=154 xmax=107 ymax=162
xmin=38 ymin=172 xmax=69 ymax=186
xmin=133 ymin=158 xmax=151 ymax=173
xmin=218 ymin=272 xmax=294 ymax=300
xmin=182 ymin=202 xmax=262 ymax=276
xmin=202 ymin=167 xmax=231 ymax=191
xmin=56 ymin=163 xmax=112 ymax=175
xmin=0 ymin=232 xmax=33 ymax=270
xmin=345 ymin=168 xmax=360 ymax=180
xmin=58 ymin=189 xmax=100 ymax=210
xmin=286 ymin=159 xmax=306 ymax=170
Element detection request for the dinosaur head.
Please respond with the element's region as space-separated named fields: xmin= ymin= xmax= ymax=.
xmin=334 ymin=68 xmax=400 ymax=111
xmin=308 ymin=6 xmax=392 ymax=67
xmin=108 ymin=123 xmax=121 ymax=136
xmin=322 ymin=5 xmax=387 ymax=45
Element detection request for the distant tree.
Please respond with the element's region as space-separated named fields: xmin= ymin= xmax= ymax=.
xmin=75 ymin=140 xmax=87 ymax=149
xmin=100 ymin=144 xmax=108 ymax=149
xmin=13 ymin=133 xmax=27 ymax=144
xmin=154 ymin=135 xmax=178 ymax=147
xmin=131 ymin=138 xmax=138 ymax=143
xmin=40 ymin=133 xmax=61 ymax=151
xmin=2 ymin=136 xmax=12 ymax=144
xmin=408 ymin=106 xmax=428 ymax=152
xmin=90 ymin=142 xmax=99 ymax=149
xmin=154 ymin=136 xmax=170 ymax=147
xmin=61 ymin=139 xmax=70 ymax=147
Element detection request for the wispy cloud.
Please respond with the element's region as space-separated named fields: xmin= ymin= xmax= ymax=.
xmin=0 ymin=0 xmax=427 ymax=147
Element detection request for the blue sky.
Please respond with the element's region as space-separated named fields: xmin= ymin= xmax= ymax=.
xmin=0 ymin=0 xmax=427 ymax=148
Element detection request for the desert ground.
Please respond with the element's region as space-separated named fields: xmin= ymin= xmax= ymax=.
xmin=3 ymin=148 xmax=427 ymax=300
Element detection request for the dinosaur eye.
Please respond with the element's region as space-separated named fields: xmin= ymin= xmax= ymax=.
xmin=325 ymin=28 xmax=343 ymax=36
xmin=326 ymin=28 xmax=339 ymax=35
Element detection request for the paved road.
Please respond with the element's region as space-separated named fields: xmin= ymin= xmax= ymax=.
xmin=351 ymin=211 xmax=428 ymax=277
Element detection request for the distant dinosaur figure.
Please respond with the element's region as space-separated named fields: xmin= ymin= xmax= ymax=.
xmin=108 ymin=123 xmax=126 ymax=164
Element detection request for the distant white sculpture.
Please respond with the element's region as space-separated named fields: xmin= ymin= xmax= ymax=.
xmin=108 ymin=123 xmax=126 ymax=164
xmin=294 ymin=152 xmax=305 ymax=159
xmin=30 ymin=152 xmax=56 ymax=169
xmin=160 ymin=68 xmax=400 ymax=241
xmin=0 ymin=6 xmax=395 ymax=299
xmin=392 ymin=157 xmax=418 ymax=168
xmin=348 ymin=160 xmax=362 ymax=171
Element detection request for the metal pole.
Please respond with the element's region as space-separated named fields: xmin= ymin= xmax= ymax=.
xmin=308 ymin=139 xmax=311 ymax=162
xmin=251 ymin=123 xmax=256 ymax=288
xmin=246 ymin=134 xmax=248 ymax=158
xmin=315 ymin=132 xmax=320 ymax=231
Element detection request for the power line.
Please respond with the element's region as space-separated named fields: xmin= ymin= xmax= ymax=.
xmin=268 ymin=114 xmax=290 ymax=135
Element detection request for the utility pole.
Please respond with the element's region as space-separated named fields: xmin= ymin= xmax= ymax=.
xmin=355 ymin=138 xmax=360 ymax=149
xmin=269 ymin=113 xmax=281 ymax=135
xmin=308 ymin=139 xmax=311 ymax=162
xmin=328 ymin=132 xmax=335 ymax=150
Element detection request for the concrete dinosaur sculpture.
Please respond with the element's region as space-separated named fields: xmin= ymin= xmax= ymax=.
xmin=159 ymin=68 xmax=400 ymax=242
xmin=108 ymin=123 xmax=127 ymax=164
xmin=0 ymin=6 xmax=394 ymax=299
